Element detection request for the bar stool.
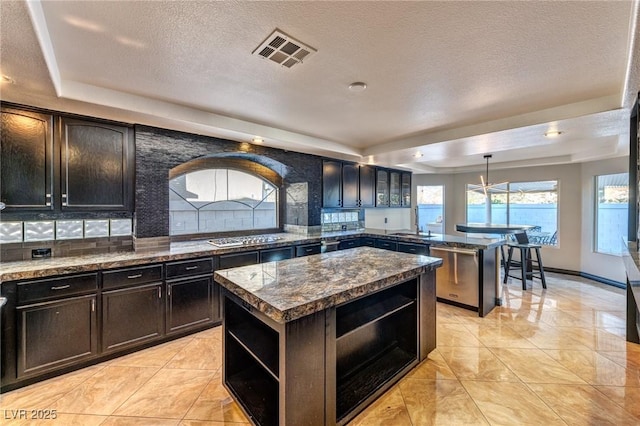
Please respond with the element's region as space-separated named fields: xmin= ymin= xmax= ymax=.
xmin=503 ymin=232 xmax=547 ymax=290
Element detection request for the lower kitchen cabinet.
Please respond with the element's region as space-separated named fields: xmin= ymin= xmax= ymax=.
xmin=17 ymin=294 xmax=98 ymax=378
xmin=167 ymin=275 xmax=219 ymax=334
xmin=374 ymin=238 xmax=397 ymax=251
xmin=296 ymin=243 xmax=322 ymax=257
xmin=102 ymin=283 xmax=164 ymax=353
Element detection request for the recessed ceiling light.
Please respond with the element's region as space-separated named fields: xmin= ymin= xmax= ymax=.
xmin=414 ymin=151 xmax=423 ymax=158
xmin=544 ymin=130 xmax=563 ymax=138
xmin=348 ymin=82 xmax=367 ymax=92
xmin=1 ymin=75 xmax=14 ymax=84
xmin=252 ymin=137 xmax=263 ymax=144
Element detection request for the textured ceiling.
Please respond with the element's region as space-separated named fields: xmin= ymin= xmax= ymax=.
xmin=1 ymin=0 xmax=638 ymax=173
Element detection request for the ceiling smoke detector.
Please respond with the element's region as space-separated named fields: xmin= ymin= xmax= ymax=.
xmin=252 ymin=29 xmax=316 ymax=69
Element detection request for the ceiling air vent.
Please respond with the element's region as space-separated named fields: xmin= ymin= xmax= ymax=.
xmin=252 ymin=29 xmax=316 ymax=69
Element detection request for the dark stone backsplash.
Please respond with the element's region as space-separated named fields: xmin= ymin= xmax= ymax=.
xmin=135 ymin=125 xmax=323 ymax=238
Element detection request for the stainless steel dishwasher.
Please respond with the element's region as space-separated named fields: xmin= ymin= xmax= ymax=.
xmin=430 ymin=246 xmax=478 ymax=308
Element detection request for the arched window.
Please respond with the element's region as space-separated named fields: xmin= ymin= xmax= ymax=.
xmin=169 ymin=168 xmax=278 ymax=235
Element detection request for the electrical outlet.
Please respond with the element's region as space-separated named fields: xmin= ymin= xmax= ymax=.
xmin=384 ymin=217 xmax=388 ymax=224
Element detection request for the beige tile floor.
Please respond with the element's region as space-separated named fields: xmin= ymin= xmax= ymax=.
xmin=1 ymin=272 xmax=638 ymax=425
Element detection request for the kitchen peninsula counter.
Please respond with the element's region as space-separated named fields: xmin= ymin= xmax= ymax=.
xmin=214 ymin=247 xmax=442 ymax=425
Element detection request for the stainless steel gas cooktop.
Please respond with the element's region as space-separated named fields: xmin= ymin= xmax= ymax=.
xmin=208 ymin=235 xmax=283 ymax=248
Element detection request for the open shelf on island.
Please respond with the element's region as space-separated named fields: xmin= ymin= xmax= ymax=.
xmin=225 ymin=297 xmax=279 ymax=378
xmin=226 ymin=333 xmax=279 ymax=426
xmin=336 ymin=343 xmax=415 ymax=421
xmin=335 ymin=278 xmax=418 ymax=421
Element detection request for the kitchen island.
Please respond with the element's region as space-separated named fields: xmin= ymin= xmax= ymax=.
xmin=214 ymin=247 xmax=442 ymax=426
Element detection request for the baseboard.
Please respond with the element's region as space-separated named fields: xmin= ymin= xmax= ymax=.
xmin=544 ymin=267 xmax=625 ymax=289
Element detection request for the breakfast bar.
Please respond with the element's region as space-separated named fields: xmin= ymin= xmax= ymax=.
xmin=214 ymin=246 xmax=442 ymax=426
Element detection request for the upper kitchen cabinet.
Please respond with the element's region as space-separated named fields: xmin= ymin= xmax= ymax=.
xmin=59 ymin=117 xmax=134 ymax=211
xmin=389 ymin=171 xmax=401 ymax=207
xmin=401 ymin=172 xmax=411 ymax=207
xmin=322 ymin=161 xmax=376 ymax=208
xmin=376 ymin=169 xmax=389 ymax=207
xmin=358 ymin=165 xmax=376 ymax=208
xmin=323 ymin=160 xmax=342 ymax=208
xmin=0 ymin=106 xmax=54 ymax=211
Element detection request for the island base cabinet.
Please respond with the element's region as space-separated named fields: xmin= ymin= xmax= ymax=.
xmin=221 ymin=271 xmax=436 ymax=426
xmin=223 ymin=294 xmax=325 ymax=426
xmin=17 ymin=295 xmax=98 ymax=378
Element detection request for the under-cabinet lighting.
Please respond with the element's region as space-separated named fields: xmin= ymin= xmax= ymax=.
xmin=252 ymin=137 xmax=264 ymax=144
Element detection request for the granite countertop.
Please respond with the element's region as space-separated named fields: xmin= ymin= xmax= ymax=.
xmin=359 ymin=228 xmax=505 ymax=250
xmin=214 ymin=246 xmax=442 ymax=323
xmin=0 ymin=228 xmax=502 ymax=283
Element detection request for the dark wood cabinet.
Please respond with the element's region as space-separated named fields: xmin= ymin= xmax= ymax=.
xmin=17 ymin=294 xmax=97 ymax=378
xmin=359 ymin=165 xmax=376 ymax=208
xmin=167 ymin=275 xmax=218 ymax=334
xmin=59 ymin=117 xmax=134 ymax=210
xmin=322 ymin=160 xmax=342 ymax=208
xmin=0 ymin=106 xmax=54 ymax=211
xmin=102 ymin=283 xmax=164 ymax=353
xmin=401 ymin=172 xmax=412 ymax=207
xmin=342 ymin=163 xmax=360 ymax=208
xmin=376 ymin=169 xmax=389 ymax=207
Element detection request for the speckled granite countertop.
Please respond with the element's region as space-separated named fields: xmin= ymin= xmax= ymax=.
xmin=0 ymin=229 xmax=501 ymax=283
xmin=215 ymin=246 xmax=442 ymax=323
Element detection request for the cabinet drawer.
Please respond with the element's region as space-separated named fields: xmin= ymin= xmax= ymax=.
xmin=166 ymin=258 xmax=214 ymax=279
xmin=397 ymin=243 xmax=428 ymax=256
xmin=374 ymin=239 xmax=397 ymax=251
xmin=219 ymin=252 xmax=259 ymax=269
xmin=360 ymin=237 xmax=375 ymax=247
xmin=338 ymin=239 xmax=360 ymax=250
xmin=260 ymin=247 xmax=294 ymax=263
xmin=103 ymin=264 xmax=163 ymax=289
xmin=17 ymin=273 xmax=98 ymax=304
xmin=296 ymin=244 xmax=322 ymax=257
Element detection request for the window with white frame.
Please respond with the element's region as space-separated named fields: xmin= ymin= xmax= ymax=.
xmin=466 ymin=180 xmax=558 ymax=245
xmin=595 ymin=173 xmax=628 ymax=255
xmin=169 ymin=168 xmax=278 ymax=235
xmin=417 ymin=185 xmax=444 ymax=233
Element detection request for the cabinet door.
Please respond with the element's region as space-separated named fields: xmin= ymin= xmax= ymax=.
xmin=359 ymin=165 xmax=376 ymax=208
xmin=17 ymin=294 xmax=97 ymax=378
xmin=322 ymin=160 xmax=342 ymax=208
xmin=0 ymin=107 xmax=54 ymax=211
xmin=60 ymin=117 xmax=133 ymax=210
xmin=342 ymin=163 xmax=359 ymax=208
xmin=401 ymin=173 xmax=412 ymax=207
xmin=102 ymin=283 xmax=164 ymax=353
xmin=167 ymin=276 xmax=218 ymax=334
xmin=376 ymin=169 xmax=389 ymax=207
xmin=390 ymin=171 xmax=401 ymax=207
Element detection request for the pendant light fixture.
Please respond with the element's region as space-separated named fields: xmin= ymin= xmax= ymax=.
xmin=468 ymin=154 xmax=508 ymax=197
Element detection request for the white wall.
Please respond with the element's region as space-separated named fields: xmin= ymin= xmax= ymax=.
xmin=412 ymin=156 xmax=628 ymax=284
xmin=580 ymin=157 xmax=627 ymax=283
xmin=364 ymin=208 xmax=411 ymax=231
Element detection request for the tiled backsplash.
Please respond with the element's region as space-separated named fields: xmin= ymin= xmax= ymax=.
xmin=0 ymin=219 xmax=133 ymax=243
xmin=321 ymin=210 xmax=363 ymax=232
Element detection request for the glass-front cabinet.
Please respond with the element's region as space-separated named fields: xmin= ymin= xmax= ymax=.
xmin=401 ymin=172 xmax=411 ymax=206
xmin=390 ymin=171 xmax=401 ymax=207
xmin=376 ymin=169 xmax=389 ymax=207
